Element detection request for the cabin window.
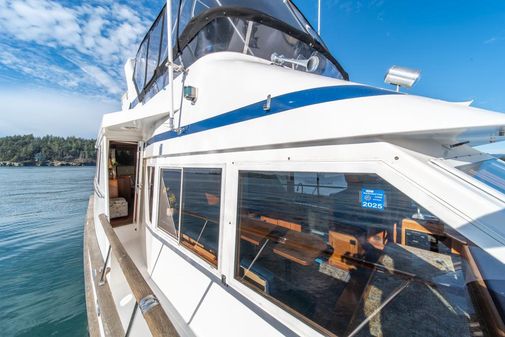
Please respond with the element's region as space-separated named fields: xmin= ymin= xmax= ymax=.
xmin=180 ymin=168 xmax=222 ymax=266
xmin=236 ymin=170 xmax=505 ymax=337
xmin=158 ymin=169 xmax=182 ymax=238
xmin=145 ymin=14 xmax=164 ymax=86
xmin=457 ymin=158 xmax=505 ymax=195
xmin=146 ymin=166 xmax=155 ymax=224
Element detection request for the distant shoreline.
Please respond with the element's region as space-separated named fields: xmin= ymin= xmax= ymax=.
xmin=0 ymin=135 xmax=96 ymax=167
xmin=0 ymin=161 xmax=95 ymax=167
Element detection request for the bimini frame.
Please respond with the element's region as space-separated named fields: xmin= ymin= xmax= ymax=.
xmin=166 ymin=0 xmax=176 ymax=131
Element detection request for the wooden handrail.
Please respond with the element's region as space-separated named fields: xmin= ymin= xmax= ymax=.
xmin=460 ymin=244 xmax=505 ymax=337
xmin=84 ymin=198 xmax=125 ymax=337
xmin=98 ymin=213 xmax=180 ymax=337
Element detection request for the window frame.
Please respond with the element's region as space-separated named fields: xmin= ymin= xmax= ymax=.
xmin=152 ymin=163 xmax=226 ymax=272
xmin=144 ymin=163 xmax=156 ymax=226
xmin=227 ymin=159 xmax=490 ymax=337
xmin=95 ymin=146 xmax=101 ymax=185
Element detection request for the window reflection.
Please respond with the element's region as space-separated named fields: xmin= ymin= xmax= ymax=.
xmin=458 ymin=159 xmax=505 ymax=195
xmin=180 ymin=16 xmax=342 ymax=78
xmin=158 ymin=169 xmax=182 ymax=237
xmin=180 ymin=168 xmax=222 ymax=266
xmin=146 ymin=15 xmax=164 ymax=86
xmin=133 ymin=40 xmax=148 ymax=92
xmin=178 ymin=0 xmax=305 ymax=35
xmin=236 ymin=170 xmax=504 ymax=337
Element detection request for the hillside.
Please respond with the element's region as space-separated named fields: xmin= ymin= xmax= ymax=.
xmin=0 ymin=135 xmax=96 ymax=166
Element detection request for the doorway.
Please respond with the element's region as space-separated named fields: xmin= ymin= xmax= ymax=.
xmin=108 ymin=141 xmax=138 ymax=227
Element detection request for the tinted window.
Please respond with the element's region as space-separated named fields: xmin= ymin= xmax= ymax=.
xmin=158 ymin=169 xmax=182 ymax=237
xmin=171 ymin=1 xmax=180 ymax=45
xmin=178 ymin=0 xmax=304 ymax=35
xmin=294 ymin=172 xmax=347 ymax=196
xmin=146 ymin=15 xmax=164 ymax=85
xmin=458 ymin=159 xmax=505 ymax=195
xmin=180 ymin=168 xmax=222 ymax=266
xmin=180 ymin=17 xmax=245 ymax=67
xmin=236 ymin=170 xmax=505 ymax=337
xmin=179 ymin=16 xmax=342 ymax=79
xmin=159 ymin=11 xmax=168 ymax=65
xmin=133 ymin=40 xmax=148 ymax=93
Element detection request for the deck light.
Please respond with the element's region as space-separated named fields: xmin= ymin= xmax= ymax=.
xmin=384 ymin=66 xmax=421 ymax=92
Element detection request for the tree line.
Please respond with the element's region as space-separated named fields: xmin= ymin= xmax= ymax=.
xmin=0 ymin=134 xmax=96 ymax=165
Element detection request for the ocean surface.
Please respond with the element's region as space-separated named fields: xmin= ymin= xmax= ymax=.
xmin=0 ymin=167 xmax=94 ymax=337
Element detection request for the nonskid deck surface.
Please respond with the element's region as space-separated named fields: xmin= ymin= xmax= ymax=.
xmin=111 ymin=214 xmax=134 ymax=227
xmin=111 ymin=222 xmax=195 ymax=337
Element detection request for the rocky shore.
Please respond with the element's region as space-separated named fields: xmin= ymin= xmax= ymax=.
xmin=0 ymin=160 xmax=95 ymax=167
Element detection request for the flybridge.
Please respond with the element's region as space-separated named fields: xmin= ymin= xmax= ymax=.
xmin=128 ymin=0 xmax=348 ymax=110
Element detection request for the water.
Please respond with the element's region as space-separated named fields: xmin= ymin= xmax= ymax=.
xmin=0 ymin=167 xmax=94 ymax=337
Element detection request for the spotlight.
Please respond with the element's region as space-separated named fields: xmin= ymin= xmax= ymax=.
xmin=384 ymin=66 xmax=421 ymax=92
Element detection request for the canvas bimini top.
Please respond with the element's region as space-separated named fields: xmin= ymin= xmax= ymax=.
xmin=131 ymin=0 xmax=348 ymax=107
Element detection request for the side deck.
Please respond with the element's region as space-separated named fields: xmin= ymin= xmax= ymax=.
xmin=83 ymin=196 xmax=185 ymax=337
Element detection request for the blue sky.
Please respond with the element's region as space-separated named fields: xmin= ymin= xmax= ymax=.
xmin=0 ymin=1 xmax=504 ymax=149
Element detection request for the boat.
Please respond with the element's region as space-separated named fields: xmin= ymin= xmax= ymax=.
xmin=83 ymin=1 xmax=505 ymax=336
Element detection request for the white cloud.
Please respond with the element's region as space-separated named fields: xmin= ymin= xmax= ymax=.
xmin=484 ymin=36 xmax=505 ymax=45
xmin=0 ymin=0 xmax=154 ymax=97
xmin=0 ymin=44 xmax=108 ymax=95
xmin=5 ymin=0 xmax=81 ymax=47
xmin=0 ymin=0 xmax=163 ymax=137
xmin=79 ymin=64 xmax=122 ymax=94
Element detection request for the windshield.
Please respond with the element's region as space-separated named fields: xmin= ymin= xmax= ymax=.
xmin=457 ymin=159 xmax=505 ymax=196
xmin=177 ymin=15 xmax=344 ymax=79
xmin=131 ymin=1 xmax=347 ymax=108
xmin=174 ymin=0 xmax=346 ymax=79
xmin=178 ymin=0 xmax=306 ymax=36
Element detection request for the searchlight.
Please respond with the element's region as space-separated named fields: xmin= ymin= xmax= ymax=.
xmin=384 ymin=66 xmax=421 ymax=92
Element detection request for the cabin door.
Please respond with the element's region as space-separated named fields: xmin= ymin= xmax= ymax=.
xmin=108 ymin=140 xmax=138 ymax=226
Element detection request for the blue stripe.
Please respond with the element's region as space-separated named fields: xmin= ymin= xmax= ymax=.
xmin=146 ymin=85 xmax=397 ymax=146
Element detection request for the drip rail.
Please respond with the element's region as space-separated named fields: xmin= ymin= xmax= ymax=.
xmin=97 ymin=213 xmax=180 ymax=337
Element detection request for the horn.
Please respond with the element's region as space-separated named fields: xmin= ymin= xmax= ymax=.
xmin=271 ymin=53 xmax=320 ymax=73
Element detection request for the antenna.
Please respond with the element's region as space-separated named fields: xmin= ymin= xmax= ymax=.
xmin=317 ymin=0 xmax=321 ymax=35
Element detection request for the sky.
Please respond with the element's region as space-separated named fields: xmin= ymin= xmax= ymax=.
xmin=0 ymin=1 xmax=504 ymax=148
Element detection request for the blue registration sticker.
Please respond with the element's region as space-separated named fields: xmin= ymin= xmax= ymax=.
xmin=361 ymin=188 xmax=385 ymax=211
